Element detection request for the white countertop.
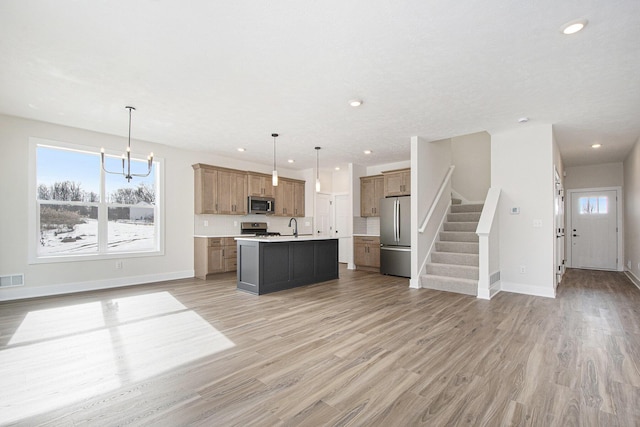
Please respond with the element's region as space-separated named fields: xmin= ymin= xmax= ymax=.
xmin=235 ymin=235 xmax=336 ymax=243
xmin=194 ymin=234 xmax=249 ymax=238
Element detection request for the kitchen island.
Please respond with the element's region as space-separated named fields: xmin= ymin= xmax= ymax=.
xmin=235 ymin=236 xmax=338 ymax=295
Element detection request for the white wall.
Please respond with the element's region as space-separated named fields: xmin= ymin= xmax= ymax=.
xmin=366 ymin=160 xmax=411 ymax=176
xmin=491 ymin=124 xmax=556 ymax=297
xmin=564 ymin=162 xmax=623 ymax=190
xmin=0 ymin=114 xmax=304 ymax=300
xmin=624 ymin=137 xmax=640 ymax=286
xmin=451 ymin=131 xmax=491 ymax=202
xmin=411 ymin=136 xmax=452 ymax=287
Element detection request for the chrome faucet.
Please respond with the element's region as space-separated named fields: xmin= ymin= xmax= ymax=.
xmin=288 ymin=217 xmax=298 ymax=237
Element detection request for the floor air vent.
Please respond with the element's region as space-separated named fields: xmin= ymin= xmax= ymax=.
xmin=0 ymin=274 xmax=24 ymax=287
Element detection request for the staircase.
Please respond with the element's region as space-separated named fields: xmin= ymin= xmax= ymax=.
xmin=421 ymin=200 xmax=483 ymax=296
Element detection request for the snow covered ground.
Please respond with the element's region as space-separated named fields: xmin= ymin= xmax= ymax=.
xmin=39 ymin=219 xmax=156 ymax=255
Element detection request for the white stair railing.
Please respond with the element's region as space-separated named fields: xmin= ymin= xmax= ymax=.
xmin=419 ymin=166 xmax=455 ymax=233
xmin=416 ymin=166 xmax=455 ymax=282
xmin=476 ymin=187 xmax=501 ymax=299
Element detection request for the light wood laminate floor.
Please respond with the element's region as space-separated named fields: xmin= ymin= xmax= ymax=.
xmin=1 ymin=267 xmax=639 ymax=426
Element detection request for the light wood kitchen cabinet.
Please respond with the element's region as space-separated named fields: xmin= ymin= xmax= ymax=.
xmin=247 ymin=172 xmax=274 ymax=198
xmin=194 ymin=165 xmax=217 ymax=214
xmin=383 ymin=168 xmax=411 ymax=197
xmin=193 ymin=164 xmax=247 ymax=215
xmin=360 ymin=175 xmax=384 ymax=217
xmin=275 ymin=177 xmax=305 ymax=217
xmin=195 ymin=237 xmax=238 ymax=279
xmin=354 ymin=236 xmax=380 ymax=272
xmin=293 ymin=180 xmax=305 ymax=217
xmin=223 ymin=237 xmax=237 ymax=272
xmin=217 ymin=169 xmax=247 ymax=214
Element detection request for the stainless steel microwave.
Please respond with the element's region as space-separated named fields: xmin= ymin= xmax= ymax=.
xmin=248 ymin=196 xmax=275 ymax=215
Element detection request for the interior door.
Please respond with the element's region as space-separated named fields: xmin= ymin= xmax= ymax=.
xmin=554 ymin=171 xmax=565 ymax=284
xmin=315 ymin=193 xmax=332 ymax=237
xmin=570 ymin=190 xmax=617 ymax=270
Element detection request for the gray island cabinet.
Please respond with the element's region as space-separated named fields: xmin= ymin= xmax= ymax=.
xmin=235 ymin=236 xmax=338 ymax=295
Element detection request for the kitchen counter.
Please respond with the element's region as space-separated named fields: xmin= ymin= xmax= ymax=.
xmin=194 ymin=234 xmax=249 ymax=238
xmin=352 ymin=234 xmax=380 ymax=237
xmin=234 ymin=234 xmax=319 ymax=243
xmin=236 ymin=237 xmax=338 ymax=295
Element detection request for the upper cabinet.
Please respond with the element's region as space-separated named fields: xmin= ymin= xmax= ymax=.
xmin=247 ymin=172 xmax=274 ymax=198
xmin=217 ymin=169 xmax=248 ymax=215
xmin=194 ymin=165 xmax=217 ymax=214
xmin=383 ymin=168 xmax=411 ymax=197
xmin=193 ymin=164 xmax=247 ymax=215
xmin=360 ymin=175 xmax=384 ymax=217
xmin=274 ymin=177 xmax=305 ymax=217
xmin=194 ymin=164 xmax=304 ymax=216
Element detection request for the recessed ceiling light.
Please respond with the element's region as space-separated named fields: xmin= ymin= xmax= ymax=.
xmin=561 ymin=18 xmax=588 ymax=35
xmin=518 ymin=117 xmax=529 ymax=123
xmin=349 ymin=100 xmax=363 ymax=107
xmin=591 ymin=143 xmax=602 ymax=149
xmin=237 ymin=148 xmax=246 ymax=152
xmin=335 ymin=166 xmax=340 ymax=171
xmin=287 ymin=159 xmax=294 ymax=163
xmin=363 ymin=150 xmax=372 ymax=155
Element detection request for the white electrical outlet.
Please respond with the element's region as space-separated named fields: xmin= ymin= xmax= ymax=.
xmin=628 ymin=260 xmax=632 ymax=269
xmin=115 ymin=261 xmax=123 ymax=269
xmin=533 ymin=219 xmax=542 ymax=228
xmin=305 ymin=221 xmax=310 ymax=226
xmin=519 ymin=265 xmax=526 ymax=274
xmin=234 ymin=221 xmax=238 ymax=227
xmin=204 ymin=220 xmax=209 ymax=227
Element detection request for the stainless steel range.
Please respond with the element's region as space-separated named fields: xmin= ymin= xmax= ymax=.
xmin=240 ymin=222 xmax=281 ymax=237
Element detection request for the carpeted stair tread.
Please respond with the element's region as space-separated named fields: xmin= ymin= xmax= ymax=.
xmin=426 ymin=262 xmax=479 ymax=280
xmin=421 ymin=274 xmax=478 ymax=296
xmin=450 ymin=204 xmax=484 ymax=213
xmin=431 ymin=251 xmax=479 ymax=266
xmin=451 ymin=198 xmax=462 ymax=205
xmin=447 ymin=212 xmax=482 ymax=222
xmin=443 ymin=222 xmax=478 ymax=232
xmin=439 ymin=231 xmax=479 ymax=243
xmin=436 ymin=241 xmax=479 ymax=254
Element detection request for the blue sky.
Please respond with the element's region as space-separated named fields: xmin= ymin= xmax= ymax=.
xmin=37 ymin=145 xmax=155 ymax=197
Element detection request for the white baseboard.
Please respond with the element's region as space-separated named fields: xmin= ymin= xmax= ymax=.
xmin=409 ymin=277 xmax=421 ymax=289
xmin=625 ymin=270 xmax=640 ymax=290
xmin=477 ymin=281 xmax=501 ymax=300
xmin=500 ymin=280 xmax=556 ymax=298
xmin=0 ymin=270 xmax=195 ymax=302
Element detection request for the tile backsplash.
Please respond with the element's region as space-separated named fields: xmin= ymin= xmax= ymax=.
xmin=194 ymin=214 xmax=313 ymax=236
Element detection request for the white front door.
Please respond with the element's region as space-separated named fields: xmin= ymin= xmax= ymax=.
xmin=570 ymin=190 xmax=618 ymax=270
xmin=554 ymin=171 xmax=565 ymax=284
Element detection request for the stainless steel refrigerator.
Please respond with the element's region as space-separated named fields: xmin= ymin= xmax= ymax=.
xmin=380 ymin=196 xmax=411 ymax=277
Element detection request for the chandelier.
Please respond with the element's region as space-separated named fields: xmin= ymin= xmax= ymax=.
xmin=101 ymin=106 xmax=153 ymax=182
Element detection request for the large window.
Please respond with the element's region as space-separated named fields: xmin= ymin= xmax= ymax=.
xmin=33 ymin=140 xmax=161 ymax=261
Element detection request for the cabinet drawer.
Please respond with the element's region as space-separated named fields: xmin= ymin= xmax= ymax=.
xmin=222 ymin=237 xmax=237 ymax=246
xmin=224 ymin=246 xmax=237 ymax=259
xmin=208 ymin=238 xmax=223 ymax=247
xmin=225 ymin=258 xmax=237 ymax=271
xmin=354 ymin=236 xmax=380 ymax=245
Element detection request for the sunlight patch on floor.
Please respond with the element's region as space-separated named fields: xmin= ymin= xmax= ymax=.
xmin=0 ymin=292 xmax=235 ymax=424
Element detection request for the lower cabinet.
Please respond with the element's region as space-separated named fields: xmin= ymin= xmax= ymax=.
xmin=354 ymin=236 xmax=380 ymax=272
xmin=195 ymin=237 xmax=237 ymax=279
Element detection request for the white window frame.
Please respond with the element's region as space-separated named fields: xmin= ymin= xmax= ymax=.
xmin=28 ymin=137 xmax=165 ymax=264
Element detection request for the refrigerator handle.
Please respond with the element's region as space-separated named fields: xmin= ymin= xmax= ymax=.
xmin=393 ymin=199 xmax=397 ymax=242
xmin=396 ymin=198 xmax=400 ymax=241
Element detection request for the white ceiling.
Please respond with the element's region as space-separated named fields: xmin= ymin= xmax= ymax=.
xmin=1 ymin=0 xmax=639 ymax=170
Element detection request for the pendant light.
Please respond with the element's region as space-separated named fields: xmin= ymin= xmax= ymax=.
xmin=315 ymin=146 xmax=321 ymax=192
xmin=272 ymin=133 xmax=279 ymax=186
xmin=101 ymin=106 xmax=153 ymax=182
